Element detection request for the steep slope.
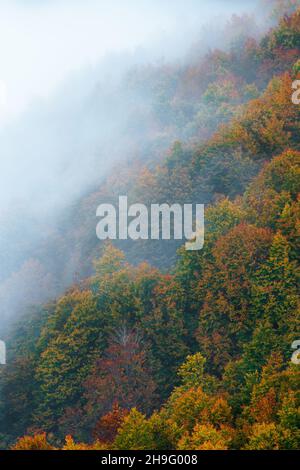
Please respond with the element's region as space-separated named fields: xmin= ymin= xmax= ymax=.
xmin=0 ymin=7 xmax=299 ymax=450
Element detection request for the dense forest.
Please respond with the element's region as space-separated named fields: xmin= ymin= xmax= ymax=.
xmin=0 ymin=1 xmax=299 ymax=450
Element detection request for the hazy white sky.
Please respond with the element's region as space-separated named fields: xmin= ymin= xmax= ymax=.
xmin=0 ymin=0 xmax=258 ymax=125
xmin=0 ymin=0 xmax=196 ymax=123
xmin=0 ymin=0 xmax=152 ymax=121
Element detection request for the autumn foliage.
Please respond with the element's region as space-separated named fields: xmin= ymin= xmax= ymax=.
xmin=1 ymin=4 xmax=300 ymax=451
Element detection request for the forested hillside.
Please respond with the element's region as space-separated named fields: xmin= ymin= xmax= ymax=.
xmin=0 ymin=4 xmax=299 ymax=450
xmin=21 ymin=4 xmax=300 ymax=278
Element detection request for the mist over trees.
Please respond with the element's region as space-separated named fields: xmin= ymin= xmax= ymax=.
xmin=0 ymin=0 xmax=299 ymax=451
xmin=0 ymin=0 xmax=283 ymax=330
